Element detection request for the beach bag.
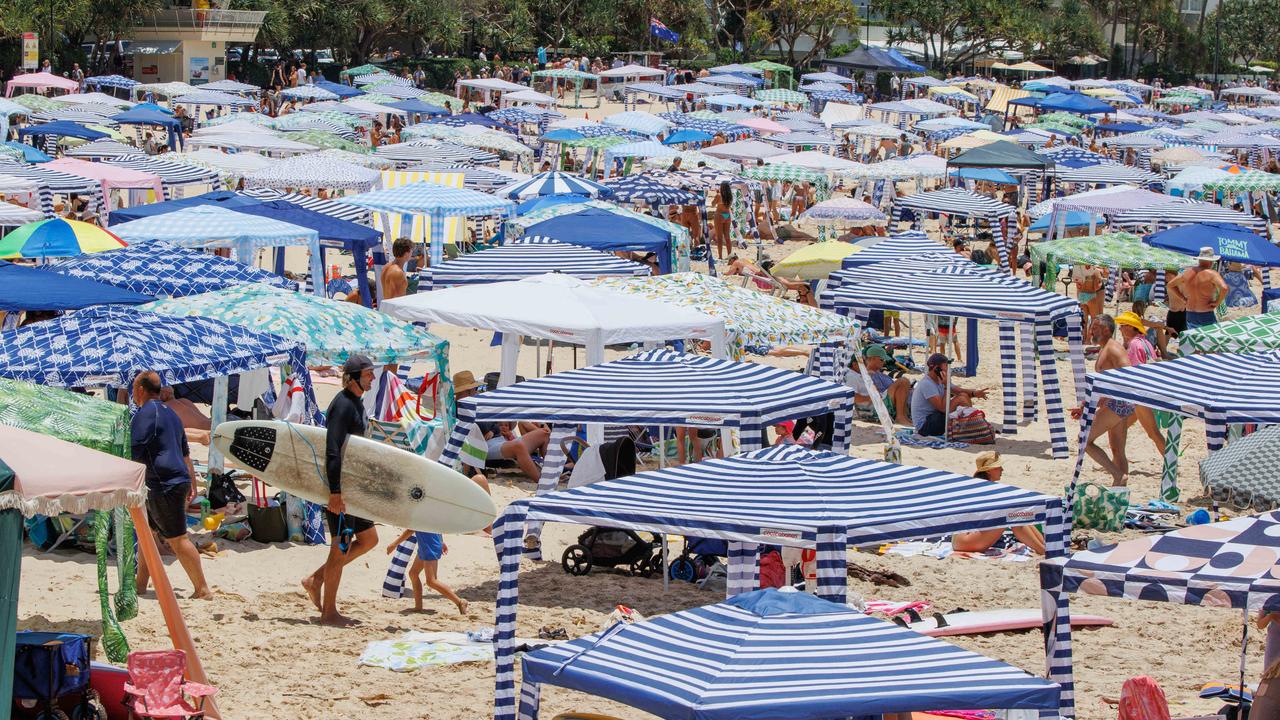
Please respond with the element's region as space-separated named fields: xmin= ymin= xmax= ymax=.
xmin=758 ymin=551 xmax=785 ymax=589
xmin=1117 ymin=676 xmax=1170 ymax=720
xmin=1068 ymin=482 xmax=1130 ymax=532
xmin=246 ymin=478 xmax=288 ymax=543
xmin=206 ymin=471 xmax=245 ymax=510
xmin=947 ymin=410 xmax=995 ymax=445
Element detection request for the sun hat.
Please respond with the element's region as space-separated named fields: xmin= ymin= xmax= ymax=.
xmin=1115 ymin=311 xmax=1147 ymax=335
xmin=1197 ymin=246 xmax=1220 ymax=262
xmin=452 ymin=370 xmax=482 ymax=393
xmin=974 ymin=451 xmax=1003 ymax=474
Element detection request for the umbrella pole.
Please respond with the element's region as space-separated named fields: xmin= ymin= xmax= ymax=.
xmin=943 ymin=316 xmax=956 ymax=440
xmin=1240 ymin=606 xmax=1251 ymax=711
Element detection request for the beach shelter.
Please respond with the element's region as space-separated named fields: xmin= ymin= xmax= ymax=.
xmin=63 ymin=140 xmax=139 ymax=159
xmin=0 ymin=218 xmax=125 ymax=259
xmin=1052 ymin=163 xmax=1160 ymax=188
xmin=597 ymin=174 xmax=702 ymax=206
xmin=1 ymin=142 xmax=52 ymax=163
xmin=0 ymin=203 xmax=42 ymax=228
xmin=104 ymin=155 xmax=221 ymax=200
xmin=948 ymin=140 xmax=1054 ymax=169
xmin=340 ymin=182 xmax=515 ymax=266
xmin=165 ymin=148 xmax=277 ymax=184
xmin=44 ymin=157 xmax=164 ymax=209
xmin=420 ymin=239 xmax=649 ymax=289
xmin=891 ymin=189 xmax=1018 ymax=268
xmin=1178 ymin=312 xmax=1280 ymax=355
xmin=241 ymin=153 xmax=381 ymax=192
xmin=111 ymin=108 xmax=182 ymax=150
xmin=1111 ymin=197 xmax=1269 ymax=235
xmin=16 ymin=121 xmax=108 ymax=144
xmin=594 ymin=273 xmax=861 ymax=359
xmin=518 ymin=588 xmax=1060 ymax=720
xmin=314 ymin=78 xmax=364 ymax=99
xmin=0 ymin=378 xmax=130 ymax=456
xmin=382 ymin=273 xmax=726 ymax=387
xmin=47 ymin=241 xmax=298 ymax=298
xmin=5 ymin=72 xmax=78 ymax=97
xmin=700 ymin=139 xmax=788 ymax=162
xmin=108 ymin=205 xmax=324 ymax=294
xmin=839 ymin=230 xmax=957 ymax=269
xmin=797 ymin=197 xmax=888 ymax=230
xmin=0 ymin=260 xmax=151 ymax=311
xmin=1146 ymin=223 xmax=1280 ymax=267
xmin=508 ymin=202 xmax=689 ymax=273
xmin=0 ymin=161 xmax=107 ymax=213
xmin=823 ymin=259 xmax=1084 ymax=456
xmin=773 ymin=241 xmax=862 ymax=280
xmin=0 ymin=425 xmax=218 ymax=717
xmin=1041 ymin=510 xmax=1280 ymax=720
xmin=482 ymin=442 xmax=1064 ymax=720
xmin=1069 ymin=350 xmax=1280 ymax=505
xmin=1030 ymin=232 xmax=1195 ymax=282
xmin=494 ymin=171 xmax=611 ymax=200
xmin=1036 ymin=92 xmax=1115 ymax=115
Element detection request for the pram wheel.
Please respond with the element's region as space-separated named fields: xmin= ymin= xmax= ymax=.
xmin=71 ymin=691 xmax=106 ymax=720
xmin=628 ymin=557 xmax=652 ymax=578
xmin=561 ymin=544 xmax=592 ymax=576
xmin=33 ymin=710 xmax=69 ymax=720
xmin=668 ymin=556 xmax=697 ymax=582
xmin=648 ymin=552 xmax=665 ymax=578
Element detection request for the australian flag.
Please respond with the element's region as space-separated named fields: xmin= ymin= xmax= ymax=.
xmin=650 ymin=16 xmax=680 ymax=43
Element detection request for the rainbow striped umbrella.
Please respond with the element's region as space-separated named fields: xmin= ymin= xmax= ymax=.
xmin=0 ymin=218 xmax=126 ymax=258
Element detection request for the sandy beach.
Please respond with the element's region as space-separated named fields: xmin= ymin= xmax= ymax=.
xmin=16 ymin=95 xmax=1267 ymax=720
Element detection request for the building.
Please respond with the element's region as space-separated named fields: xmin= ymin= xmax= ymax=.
xmin=130 ymin=1 xmax=265 ymax=85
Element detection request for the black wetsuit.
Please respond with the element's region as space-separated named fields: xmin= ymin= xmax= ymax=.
xmin=324 ymin=388 xmax=374 ymax=538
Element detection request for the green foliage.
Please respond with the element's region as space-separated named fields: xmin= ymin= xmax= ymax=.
xmin=1209 ymin=0 xmax=1279 ymax=68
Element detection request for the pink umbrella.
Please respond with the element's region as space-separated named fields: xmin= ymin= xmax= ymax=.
xmin=739 ymin=117 xmax=789 ymax=134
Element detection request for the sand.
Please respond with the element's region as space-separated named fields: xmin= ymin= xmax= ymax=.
xmin=16 ymin=95 xmax=1268 ymax=720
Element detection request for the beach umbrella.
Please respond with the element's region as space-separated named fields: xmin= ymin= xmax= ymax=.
xmin=663 ymin=129 xmax=715 ymax=145
xmin=1146 ymin=223 xmax=1280 ymax=266
xmin=0 ymin=218 xmax=126 ymax=259
xmin=797 ymin=197 xmax=887 ymax=226
xmin=598 ymin=174 xmax=701 ymax=205
xmin=774 ymin=240 xmax=863 ymax=280
xmin=1200 ymin=424 xmax=1280 ymax=511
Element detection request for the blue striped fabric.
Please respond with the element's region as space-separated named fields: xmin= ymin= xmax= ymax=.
xmin=1111 ymin=197 xmax=1268 ymax=233
xmin=0 ymin=159 xmax=105 ymax=215
xmin=419 ymin=239 xmax=650 ymax=289
xmin=890 ymin=189 xmax=1017 ymax=268
xmin=1052 ymin=163 xmax=1160 ymax=187
xmin=839 ymin=231 xmax=959 ymax=269
xmin=439 ymin=349 xmax=856 ymax=469
xmin=496 ymin=171 xmax=611 ymax=200
xmin=341 ymin=181 xmax=515 ymax=265
xmin=517 ymin=589 xmax=1060 ymax=720
xmin=239 ymin=187 xmax=372 ymax=224
xmin=106 ymin=154 xmax=220 ymax=199
xmin=374 ymin=140 xmax=500 ymax=167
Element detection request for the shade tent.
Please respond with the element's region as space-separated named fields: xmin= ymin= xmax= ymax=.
xmin=519 ymin=588 xmax=1060 ymax=720
xmin=145 ymin=285 xmax=447 ymax=368
xmin=0 ymin=260 xmax=152 ymax=311
xmin=47 ymin=241 xmax=298 ymax=298
xmin=312 ymin=79 xmax=363 ymax=99
xmin=948 ymin=140 xmax=1054 ymax=169
xmin=109 ymin=205 xmax=324 ymax=295
xmin=1052 ymin=163 xmax=1160 ymax=188
xmin=823 ymin=259 xmax=1084 ymax=457
xmin=513 ymin=206 xmax=679 ymax=273
xmin=0 ymin=203 xmax=42 ymax=228
xmin=839 ymin=230 xmax=959 ymax=268
xmin=0 ymin=162 xmax=104 ymax=215
xmin=16 ymin=121 xmax=108 ymax=143
xmin=1030 ymin=232 xmax=1195 ymax=281
xmin=165 ymin=148 xmax=277 ymax=183
xmin=485 ymin=442 xmax=1065 ymax=720
xmin=700 ymin=140 xmax=789 ymax=162
xmin=241 ymin=154 xmax=381 ymax=192
xmin=824 ymin=46 xmax=918 ymax=73
xmin=111 ymin=108 xmax=182 ymax=150
xmin=1111 ymin=197 xmax=1269 ymax=235
xmin=240 ymin=187 xmax=370 ymax=223
xmin=1035 ymin=92 xmax=1115 ymax=115
xmin=597 ymin=175 xmax=702 ymax=205
xmin=44 ymin=158 xmax=164 ymax=209
xmin=1146 ymin=223 xmax=1280 ymax=266
xmin=891 ymin=189 xmax=1018 ymax=268
xmin=420 ymin=239 xmax=650 ymax=289
xmin=5 ymin=72 xmax=78 ymax=97
xmin=386 ymin=99 xmax=449 ymax=118
xmin=382 ymin=274 xmax=727 ymax=387
xmin=1067 ymin=350 xmax=1280 ymax=504
xmin=104 ymin=155 xmax=220 ymax=199
xmin=1178 ymin=313 xmax=1280 ymax=355
xmin=63 ymin=140 xmax=139 ymax=159
xmin=340 ymin=182 xmax=515 ymax=266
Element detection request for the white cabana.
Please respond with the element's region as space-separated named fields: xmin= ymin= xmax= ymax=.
xmin=700 ymin=139 xmax=789 ymax=162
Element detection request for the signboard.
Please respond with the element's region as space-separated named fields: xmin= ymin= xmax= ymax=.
xmin=189 ymin=57 xmax=210 ymax=85
xmin=21 ymin=33 xmax=38 ymax=71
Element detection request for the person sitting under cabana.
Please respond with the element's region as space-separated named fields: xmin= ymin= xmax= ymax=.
xmin=846 ymin=345 xmax=912 ymax=426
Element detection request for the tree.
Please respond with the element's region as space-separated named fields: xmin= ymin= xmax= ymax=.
xmin=1034 ymin=0 xmax=1105 ymax=66
xmin=1210 ymin=0 xmax=1272 ymax=68
xmin=872 ymin=0 xmax=1045 ymax=70
xmin=765 ymin=0 xmax=861 ymax=66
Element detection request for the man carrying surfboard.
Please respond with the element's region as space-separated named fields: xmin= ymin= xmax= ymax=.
xmin=303 ymin=354 xmax=378 ymax=626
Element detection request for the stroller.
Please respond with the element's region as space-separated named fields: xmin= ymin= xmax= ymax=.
xmin=561 ymin=433 xmax=661 ymax=577
xmin=13 ymin=631 xmax=106 ymax=720
xmin=666 ymin=536 xmax=729 ymax=583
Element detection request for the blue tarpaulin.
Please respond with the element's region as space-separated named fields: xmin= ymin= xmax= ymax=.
xmin=1036 ymin=92 xmax=1116 ymax=115
xmin=313 ymin=79 xmax=364 ymax=98
xmin=0 ymin=260 xmax=153 ymax=311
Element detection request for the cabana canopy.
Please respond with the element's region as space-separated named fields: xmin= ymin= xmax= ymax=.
xmin=1030 ymin=231 xmax=1196 ymax=273
xmin=509 ymin=202 xmax=688 ymax=273
xmin=5 ymin=72 xmax=78 ymax=97
xmin=839 ymin=231 xmax=957 ymax=268
xmin=949 ymin=140 xmax=1053 ymax=169
xmin=47 ymin=241 xmax=297 ymax=298
xmin=0 ymin=379 xmax=129 ymax=457
xmin=340 ymin=182 xmax=515 ymax=266
xmin=108 ymin=205 xmax=324 ymax=294
xmin=494 ymin=172 xmax=611 ymax=200
xmin=700 ymin=139 xmax=788 ymax=161
xmin=891 ymin=189 xmax=1017 ymax=267
xmin=145 ymin=285 xmax=446 ymax=367
xmin=1178 ymin=313 xmax=1280 ymax=355
xmin=519 ymin=588 xmax=1061 ymax=720
xmin=487 ymin=442 xmax=1064 ymax=720
xmin=44 ymin=157 xmax=164 ymax=206
xmin=242 ymin=153 xmax=381 ymax=192
xmin=420 ymin=239 xmax=650 ymax=289
xmin=17 ymin=121 xmax=108 ymax=142
xmin=103 ymin=155 xmax=220 ymax=199
xmin=0 ymin=261 xmax=151 ymax=311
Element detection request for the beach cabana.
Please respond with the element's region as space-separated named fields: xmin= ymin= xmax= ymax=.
xmin=839 ymin=230 xmax=960 ymax=268
xmin=1111 ymin=197 xmax=1269 ymax=235
xmin=0 ymin=260 xmax=151 ymax=311
xmin=1052 ymin=162 xmax=1160 ymax=188
xmin=1069 ymin=350 xmax=1280 ymax=502
xmin=5 ymin=72 xmax=78 ymax=97
xmin=700 ymin=139 xmax=788 ymax=162
xmin=598 ymin=174 xmax=702 ymax=206
xmin=340 ymin=182 xmax=514 ymax=266
xmin=494 ymin=171 xmax=610 ymax=200
xmin=108 ymin=205 xmax=324 ymax=294
xmin=1177 ymin=312 xmax=1280 ymax=356
xmin=823 ymin=258 xmax=1084 ymax=457
xmin=1041 ymin=510 xmax=1280 ymax=720
xmin=420 ymin=239 xmax=649 ymax=289
xmin=166 ymin=148 xmax=277 ymax=185
xmin=594 ymin=273 xmax=861 ymax=359
xmin=382 ymin=273 xmax=726 ymax=385
xmin=47 ymin=241 xmax=297 ymax=298
xmin=242 ymin=153 xmax=381 ymax=193
xmin=44 ymin=157 xmax=163 ymax=210
xmin=0 ymin=203 xmax=42 ymax=229
xmin=518 ymin=588 xmax=1060 ymax=720
xmin=485 ymin=442 xmax=1064 ymax=720
xmin=532 ymin=69 xmax=601 ymax=108
xmin=891 ymin=188 xmax=1018 ymax=268
xmin=104 ymin=155 xmax=220 ymax=200
xmin=507 ymin=201 xmax=690 ymax=273
xmin=111 ymin=108 xmax=182 ymax=150
xmin=1030 ymin=231 xmax=1195 ymax=290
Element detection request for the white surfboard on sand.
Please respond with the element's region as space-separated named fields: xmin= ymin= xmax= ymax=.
xmin=907 ymin=609 xmax=1114 ymax=637
xmin=211 ymin=420 xmax=496 ymax=534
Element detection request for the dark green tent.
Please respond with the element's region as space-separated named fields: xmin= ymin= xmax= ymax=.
xmin=948 ymin=140 xmax=1054 ymax=169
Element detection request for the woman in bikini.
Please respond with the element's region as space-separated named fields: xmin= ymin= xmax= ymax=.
xmin=712 ymin=181 xmax=733 ymax=261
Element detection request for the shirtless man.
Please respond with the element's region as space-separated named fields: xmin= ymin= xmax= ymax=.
xmin=1168 ymin=247 xmax=1228 ymax=330
xmin=1070 ymin=314 xmax=1132 ymax=486
xmin=380 ymin=237 xmax=414 ymax=303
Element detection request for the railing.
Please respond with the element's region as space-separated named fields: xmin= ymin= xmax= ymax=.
xmin=135 ymin=8 xmax=267 ymax=32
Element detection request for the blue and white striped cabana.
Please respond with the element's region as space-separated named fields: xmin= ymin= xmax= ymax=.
xmin=822 ymin=258 xmax=1085 ymax=457
xmin=494 ymin=171 xmax=612 ymax=200
xmin=105 ymin=154 xmax=219 ymax=200
xmin=418 ymin=238 xmax=650 ymax=289
xmin=517 ymin=588 xmax=1061 ymax=720
xmin=1070 ymin=350 xmax=1280 ymax=504
xmin=839 ymin=230 xmax=960 ymax=268
xmin=488 ymin=444 xmax=1066 ymax=720
xmin=890 ymin=188 xmax=1018 ymax=268
xmin=1110 ymin=197 xmax=1269 ymax=235
xmin=340 ymin=182 xmax=515 ymax=265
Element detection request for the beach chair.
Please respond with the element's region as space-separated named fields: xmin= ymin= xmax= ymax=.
xmin=122 ymin=650 xmax=217 ymax=720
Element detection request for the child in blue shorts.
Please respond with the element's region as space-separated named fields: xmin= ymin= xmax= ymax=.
xmin=387 ymin=529 xmax=468 ymax=614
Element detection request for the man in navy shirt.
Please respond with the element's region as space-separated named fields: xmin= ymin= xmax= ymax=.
xmin=132 ymin=370 xmax=212 ymax=599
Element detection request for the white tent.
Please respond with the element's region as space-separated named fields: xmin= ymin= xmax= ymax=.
xmin=765 ymin=151 xmax=864 ymax=172
xmin=599 ymin=64 xmax=665 ymax=80
xmin=381 ymin=273 xmax=727 ymax=387
xmin=700 ymin=140 xmax=789 ymax=162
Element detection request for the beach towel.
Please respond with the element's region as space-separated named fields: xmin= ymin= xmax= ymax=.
xmin=459 ymin=424 xmax=488 ymax=469
xmin=894 ymin=428 xmax=969 ymax=449
xmin=358 ymin=631 xmax=494 ymax=671
xmin=382 ymin=534 xmax=417 ymax=599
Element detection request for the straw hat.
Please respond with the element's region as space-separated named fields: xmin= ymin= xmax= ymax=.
xmin=1197 ymin=246 xmax=1220 ymax=263
xmin=453 ymin=370 xmax=482 ymax=393
xmin=1115 ymin=311 xmax=1147 ymax=335
xmin=974 ymin=451 xmax=1003 ymax=474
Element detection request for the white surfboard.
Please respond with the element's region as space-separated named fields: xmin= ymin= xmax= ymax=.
xmin=211 ymin=420 xmax=496 ymax=534
xmin=906 ymin=609 xmax=1114 ymax=637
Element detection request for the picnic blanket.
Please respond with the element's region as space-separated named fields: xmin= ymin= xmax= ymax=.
xmin=358 ymin=632 xmax=495 ymax=671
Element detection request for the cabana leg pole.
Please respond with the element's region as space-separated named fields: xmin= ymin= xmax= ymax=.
xmin=129 ymin=506 xmax=220 ymax=719
xmin=207 ymin=376 xmax=229 ymax=480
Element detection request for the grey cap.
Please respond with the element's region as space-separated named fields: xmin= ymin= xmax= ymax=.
xmin=342 ymin=354 xmax=374 ymax=375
